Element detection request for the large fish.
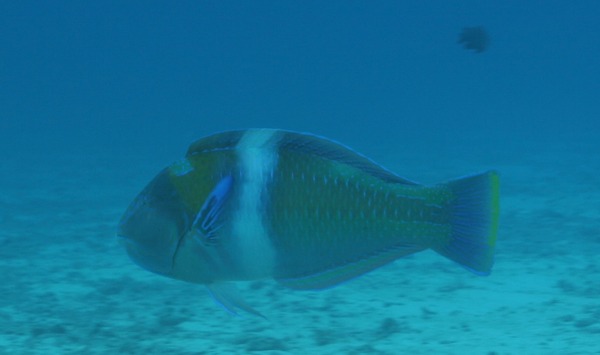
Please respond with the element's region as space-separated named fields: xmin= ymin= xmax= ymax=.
xmin=118 ymin=129 xmax=499 ymax=315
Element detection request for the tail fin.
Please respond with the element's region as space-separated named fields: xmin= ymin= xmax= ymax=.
xmin=432 ymin=171 xmax=500 ymax=275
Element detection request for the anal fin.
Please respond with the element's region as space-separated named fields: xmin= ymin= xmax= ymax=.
xmin=276 ymin=244 xmax=424 ymax=290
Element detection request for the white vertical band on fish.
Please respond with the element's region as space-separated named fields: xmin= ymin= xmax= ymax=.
xmin=231 ymin=129 xmax=279 ymax=278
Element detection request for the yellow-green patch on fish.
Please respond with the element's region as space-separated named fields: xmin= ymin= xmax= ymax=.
xmin=118 ymin=129 xmax=499 ymax=316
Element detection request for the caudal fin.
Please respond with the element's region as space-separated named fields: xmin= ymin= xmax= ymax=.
xmin=432 ymin=171 xmax=500 ymax=275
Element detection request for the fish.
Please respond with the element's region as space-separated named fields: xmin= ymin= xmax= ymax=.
xmin=458 ymin=26 xmax=489 ymax=53
xmin=117 ymin=129 xmax=500 ymax=316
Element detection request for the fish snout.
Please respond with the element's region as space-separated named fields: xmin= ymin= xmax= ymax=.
xmin=117 ymin=171 xmax=189 ymax=276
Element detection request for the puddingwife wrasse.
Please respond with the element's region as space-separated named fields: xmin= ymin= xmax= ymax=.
xmin=118 ymin=129 xmax=499 ymax=316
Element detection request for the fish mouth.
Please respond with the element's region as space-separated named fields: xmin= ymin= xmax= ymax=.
xmin=117 ymin=233 xmax=176 ymax=276
xmin=116 ymin=234 xmax=140 ymax=252
xmin=116 ymin=233 xmax=130 ymax=244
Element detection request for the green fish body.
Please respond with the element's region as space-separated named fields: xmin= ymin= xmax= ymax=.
xmin=118 ymin=129 xmax=499 ymax=315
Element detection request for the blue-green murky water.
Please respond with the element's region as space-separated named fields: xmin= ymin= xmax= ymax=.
xmin=1 ymin=2 xmax=599 ymax=354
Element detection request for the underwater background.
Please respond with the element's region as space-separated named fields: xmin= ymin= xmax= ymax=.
xmin=1 ymin=1 xmax=599 ymax=354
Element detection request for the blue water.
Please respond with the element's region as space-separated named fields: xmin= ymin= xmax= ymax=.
xmin=1 ymin=2 xmax=599 ymax=354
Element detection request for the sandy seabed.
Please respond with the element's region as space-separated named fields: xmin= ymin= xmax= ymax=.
xmin=1 ymin=149 xmax=598 ymax=355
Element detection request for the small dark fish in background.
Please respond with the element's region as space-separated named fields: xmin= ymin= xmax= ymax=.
xmin=458 ymin=26 xmax=489 ymax=53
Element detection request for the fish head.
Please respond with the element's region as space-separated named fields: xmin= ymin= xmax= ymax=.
xmin=118 ymin=156 xmax=231 ymax=284
xmin=118 ymin=168 xmax=192 ymax=277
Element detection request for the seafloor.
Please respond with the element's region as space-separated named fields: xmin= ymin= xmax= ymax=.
xmin=1 ymin=146 xmax=598 ymax=354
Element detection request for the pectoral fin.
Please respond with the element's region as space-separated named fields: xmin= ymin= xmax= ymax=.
xmin=191 ymin=175 xmax=233 ymax=245
xmin=206 ymin=282 xmax=264 ymax=318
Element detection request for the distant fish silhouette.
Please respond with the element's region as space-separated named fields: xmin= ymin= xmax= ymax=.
xmin=458 ymin=26 xmax=489 ymax=53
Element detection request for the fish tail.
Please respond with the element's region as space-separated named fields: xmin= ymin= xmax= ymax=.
xmin=432 ymin=171 xmax=500 ymax=275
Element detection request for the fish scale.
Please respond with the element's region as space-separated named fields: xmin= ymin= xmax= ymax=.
xmin=268 ymin=148 xmax=450 ymax=282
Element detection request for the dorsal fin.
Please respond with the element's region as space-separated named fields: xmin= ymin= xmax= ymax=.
xmin=278 ymin=130 xmax=419 ymax=185
xmin=185 ymin=129 xmax=418 ymax=186
xmin=186 ymin=130 xmax=246 ymax=156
